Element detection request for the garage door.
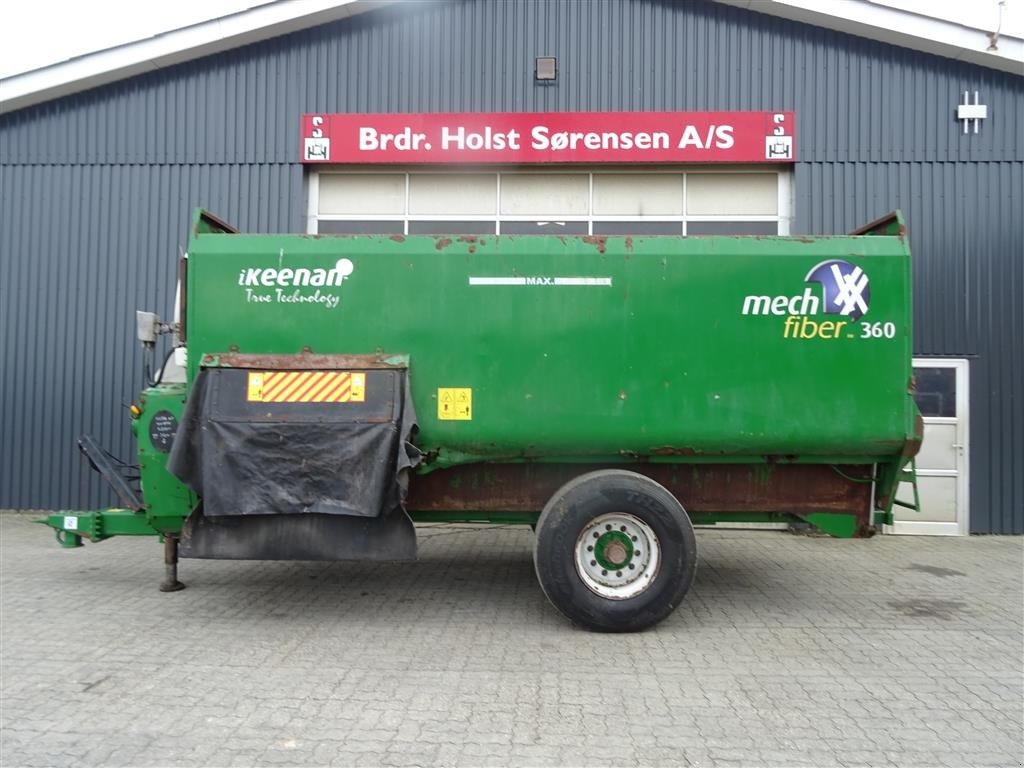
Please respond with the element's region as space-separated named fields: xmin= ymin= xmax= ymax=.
xmin=309 ymin=167 xmax=792 ymax=236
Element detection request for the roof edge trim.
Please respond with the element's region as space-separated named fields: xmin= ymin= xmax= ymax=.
xmin=717 ymin=0 xmax=1024 ymax=76
xmin=0 ymin=0 xmax=395 ymax=115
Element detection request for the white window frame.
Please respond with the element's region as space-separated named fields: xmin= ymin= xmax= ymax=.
xmin=884 ymin=357 xmax=970 ymax=536
xmin=308 ymin=165 xmax=793 ymax=236
xmin=305 ymin=171 xmax=319 ymax=234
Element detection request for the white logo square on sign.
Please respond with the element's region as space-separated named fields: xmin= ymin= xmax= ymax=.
xmin=765 ymin=135 xmax=793 ymax=159
xmin=304 ymin=137 xmax=331 ymax=161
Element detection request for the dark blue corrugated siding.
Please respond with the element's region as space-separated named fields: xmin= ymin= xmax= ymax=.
xmin=0 ymin=164 xmax=302 ymax=506
xmin=1 ymin=0 xmax=1021 ymax=530
xmin=796 ymin=160 xmax=1024 ymax=534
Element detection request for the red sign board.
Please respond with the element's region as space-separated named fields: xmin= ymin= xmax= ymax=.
xmin=301 ymin=111 xmax=795 ymax=164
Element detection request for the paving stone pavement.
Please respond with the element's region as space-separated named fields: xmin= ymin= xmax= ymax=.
xmin=1 ymin=511 xmax=1022 ymax=768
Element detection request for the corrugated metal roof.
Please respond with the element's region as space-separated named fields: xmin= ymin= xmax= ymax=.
xmin=4 ymin=0 xmax=1019 ymax=116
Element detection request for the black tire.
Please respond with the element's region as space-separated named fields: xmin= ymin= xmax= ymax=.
xmin=533 ymin=469 xmax=697 ymax=632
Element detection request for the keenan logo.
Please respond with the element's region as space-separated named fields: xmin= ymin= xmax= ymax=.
xmin=238 ymin=258 xmax=354 ymax=288
xmin=239 ymin=258 xmax=354 ymax=309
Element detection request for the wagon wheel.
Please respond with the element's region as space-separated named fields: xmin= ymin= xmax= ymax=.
xmin=533 ymin=469 xmax=697 ymax=632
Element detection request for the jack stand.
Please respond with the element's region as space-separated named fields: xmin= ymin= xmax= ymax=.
xmin=159 ymin=535 xmax=186 ymax=592
xmin=58 ymin=530 xmax=83 ymax=548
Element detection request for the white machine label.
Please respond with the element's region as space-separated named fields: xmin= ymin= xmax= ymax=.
xmin=468 ymin=276 xmax=612 ymax=287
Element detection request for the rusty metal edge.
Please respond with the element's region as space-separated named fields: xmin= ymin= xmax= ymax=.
xmin=201 ymin=352 xmax=410 ymax=370
xmin=848 ymin=210 xmax=907 ymax=237
xmin=195 ymin=209 xmax=239 ymax=235
xmin=406 ymin=463 xmax=873 ymax=520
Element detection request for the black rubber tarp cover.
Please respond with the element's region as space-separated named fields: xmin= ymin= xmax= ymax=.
xmin=168 ymin=368 xmax=420 ymax=518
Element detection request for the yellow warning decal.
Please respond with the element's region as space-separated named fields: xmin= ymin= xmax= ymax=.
xmin=247 ymin=371 xmax=366 ymax=403
xmin=247 ymin=373 xmax=265 ymax=401
xmin=438 ymin=387 xmax=472 ymax=420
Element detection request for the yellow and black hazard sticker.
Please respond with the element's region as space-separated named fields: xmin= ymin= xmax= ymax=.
xmin=246 ymin=371 xmax=366 ymax=403
xmin=437 ymin=387 xmax=472 ymax=420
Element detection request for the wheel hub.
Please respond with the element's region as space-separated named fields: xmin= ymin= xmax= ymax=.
xmin=594 ymin=530 xmax=633 ymax=569
xmin=575 ymin=513 xmax=661 ymax=599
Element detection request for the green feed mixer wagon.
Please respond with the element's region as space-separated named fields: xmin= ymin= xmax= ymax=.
xmin=43 ymin=209 xmax=922 ymax=631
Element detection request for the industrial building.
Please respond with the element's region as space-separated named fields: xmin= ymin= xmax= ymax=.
xmin=1 ymin=0 xmax=1021 ymax=533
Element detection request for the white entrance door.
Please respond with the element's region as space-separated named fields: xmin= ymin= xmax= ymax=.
xmin=888 ymin=359 xmax=969 ymax=535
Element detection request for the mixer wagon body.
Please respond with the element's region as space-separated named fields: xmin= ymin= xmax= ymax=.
xmin=42 ymin=210 xmax=920 ymax=630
